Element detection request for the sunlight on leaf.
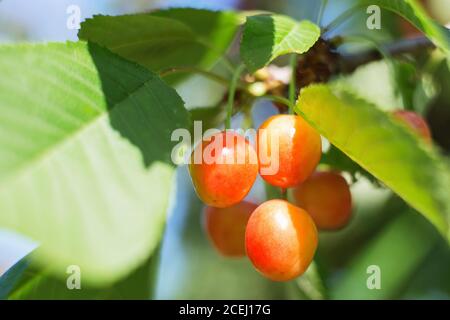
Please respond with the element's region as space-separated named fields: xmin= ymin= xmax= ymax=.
xmin=0 ymin=42 xmax=190 ymax=286
xmin=79 ymin=8 xmax=240 ymax=81
xmin=296 ymin=84 xmax=450 ymax=241
xmin=241 ymin=14 xmax=320 ymax=72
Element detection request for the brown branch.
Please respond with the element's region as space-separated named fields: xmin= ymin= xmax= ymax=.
xmin=338 ymin=36 xmax=436 ymax=73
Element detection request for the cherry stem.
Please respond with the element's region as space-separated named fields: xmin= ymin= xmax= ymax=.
xmin=288 ymin=54 xmax=297 ymax=114
xmin=225 ymin=64 xmax=246 ymax=130
xmin=260 ymin=95 xmax=294 ymax=111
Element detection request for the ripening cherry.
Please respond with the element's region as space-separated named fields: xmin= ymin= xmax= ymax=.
xmin=245 ymin=199 xmax=318 ymax=281
xmin=204 ymin=201 xmax=258 ymax=257
xmin=293 ymin=171 xmax=352 ymax=230
xmin=257 ymin=115 xmax=322 ymax=188
xmin=189 ymin=131 xmax=258 ymax=208
xmin=392 ymin=110 xmax=432 ymax=142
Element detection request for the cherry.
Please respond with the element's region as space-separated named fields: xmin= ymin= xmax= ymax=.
xmin=392 ymin=110 xmax=432 ymax=142
xmin=257 ymin=114 xmax=322 ymax=188
xmin=189 ymin=131 xmax=258 ymax=208
xmin=204 ymin=201 xmax=258 ymax=257
xmin=293 ymin=171 xmax=352 ymax=230
xmin=245 ymin=199 xmax=318 ymax=281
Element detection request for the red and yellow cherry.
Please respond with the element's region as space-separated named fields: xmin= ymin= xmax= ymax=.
xmin=293 ymin=171 xmax=352 ymax=230
xmin=392 ymin=110 xmax=432 ymax=142
xmin=245 ymin=199 xmax=318 ymax=281
xmin=189 ymin=131 xmax=258 ymax=208
xmin=257 ymin=115 xmax=322 ymax=188
xmin=204 ymin=201 xmax=258 ymax=257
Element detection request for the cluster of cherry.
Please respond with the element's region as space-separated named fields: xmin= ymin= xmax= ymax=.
xmin=188 ymin=110 xmax=430 ymax=281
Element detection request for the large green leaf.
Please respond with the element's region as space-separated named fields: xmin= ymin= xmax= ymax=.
xmin=0 ymin=42 xmax=190 ymax=286
xmin=335 ymin=60 xmax=407 ymax=111
xmin=296 ymin=84 xmax=450 ymax=241
xmin=6 ymin=253 xmax=155 ymax=300
xmin=335 ymin=58 xmax=438 ymax=114
xmin=357 ymin=0 xmax=450 ymax=64
xmin=241 ymin=14 xmax=320 ymax=72
xmin=78 ymin=8 xmax=240 ymax=78
xmin=402 ymin=240 xmax=450 ymax=299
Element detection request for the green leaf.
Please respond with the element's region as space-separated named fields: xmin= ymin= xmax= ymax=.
xmin=331 ymin=210 xmax=439 ymax=299
xmin=0 ymin=42 xmax=190 ymax=286
xmin=296 ymin=262 xmax=327 ymax=300
xmin=335 ymin=60 xmax=410 ymax=111
xmin=317 ymin=189 xmax=396 ymax=270
xmin=357 ymin=0 xmax=450 ymax=64
xmin=79 ymin=8 xmax=240 ymax=79
xmin=241 ymin=14 xmax=320 ymax=72
xmin=402 ymin=239 xmax=450 ymax=299
xmin=7 ymin=253 xmax=155 ymax=299
xmin=296 ymin=84 xmax=450 ymax=241
xmin=392 ymin=60 xmax=417 ymax=110
xmin=0 ymin=255 xmax=30 ymax=299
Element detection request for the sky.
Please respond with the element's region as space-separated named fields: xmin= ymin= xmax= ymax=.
xmin=0 ymin=0 xmax=238 ymax=42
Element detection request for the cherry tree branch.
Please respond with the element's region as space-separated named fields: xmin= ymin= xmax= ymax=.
xmin=338 ymin=36 xmax=435 ymax=73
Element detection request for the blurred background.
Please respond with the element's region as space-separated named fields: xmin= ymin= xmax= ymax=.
xmin=0 ymin=0 xmax=449 ymax=299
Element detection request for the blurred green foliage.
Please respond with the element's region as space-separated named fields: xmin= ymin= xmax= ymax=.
xmin=0 ymin=0 xmax=449 ymax=300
